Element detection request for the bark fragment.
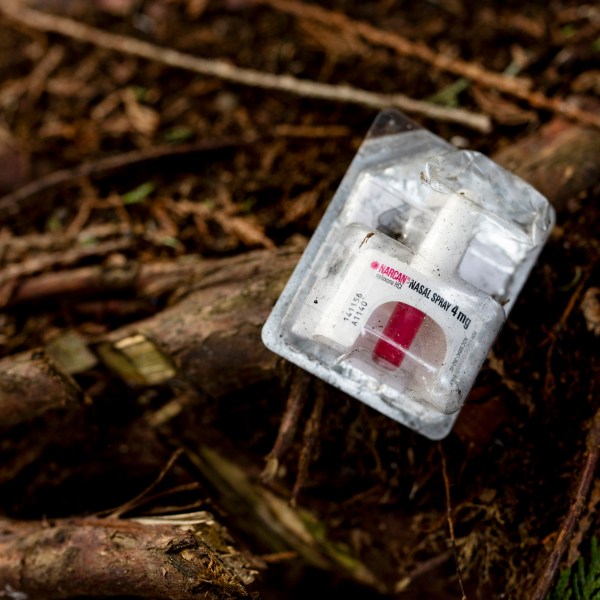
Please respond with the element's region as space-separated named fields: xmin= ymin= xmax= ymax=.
xmin=493 ymin=118 xmax=600 ymax=211
xmin=0 ymin=350 xmax=82 ymax=430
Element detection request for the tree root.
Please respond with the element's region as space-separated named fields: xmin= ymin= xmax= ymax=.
xmin=0 ymin=514 xmax=259 ymax=599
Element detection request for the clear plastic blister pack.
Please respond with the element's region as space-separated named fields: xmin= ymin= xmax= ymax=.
xmin=262 ymin=110 xmax=555 ymax=439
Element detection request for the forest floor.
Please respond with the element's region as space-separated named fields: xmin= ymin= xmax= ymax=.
xmin=0 ymin=1 xmax=599 ymax=599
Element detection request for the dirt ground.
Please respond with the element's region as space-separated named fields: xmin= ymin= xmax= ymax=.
xmin=0 ymin=1 xmax=599 ymax=599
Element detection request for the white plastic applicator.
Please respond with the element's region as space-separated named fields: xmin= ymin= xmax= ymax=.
xmin=372 ymin=190 xmax=480 ymax=368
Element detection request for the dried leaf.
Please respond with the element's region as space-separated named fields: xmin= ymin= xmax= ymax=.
xmin=123 ymin=88 xmax=160 ymax=137
xmin=281 ymin=189 xmax=319 ymax=225
xmin=581 ymin=287 xmax=600 ymax=335
xmin=216 ymin=214 xmax=275 ymax=249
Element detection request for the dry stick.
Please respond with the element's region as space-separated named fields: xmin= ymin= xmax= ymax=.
xmin=23 ymin=43 xmax=65 ymax=106
xmin=261 ymin=369 xmax=311 ymax=482
xmin=5 ymin=255 xmax=227 ymax=306
xmin=260 ymin=0 xmax=531 ymax=95
xmin=0 ymin=515 xmax=257 ymax=599
xmin=261 ymin=0 xmax=600 ymax=129
xmin=107 ymin=448 xmax=185 ymax=518
xmin=396 ymin=550 xmax=453 ymax=592
xmin=0 ymin=1 xmax=491 ymax=132
xmin=128 ymin=482 xmax=203 ymax=514
xmin=530 ymin=407 xmax=600 ymax=600
xmin=440 ymin=444 xmax=468 ymax=600
xmin=567 ymin=478 xmax=600 ymax=566
xmin=0 ymin=137 xmax=253 ymax=221
xmin=542 ymin=279 xmax=588 ymax=400
xmin=0 ymin=223 xmax=132 ymax=263
xmin=0 ymin=237 xmax=135 ymax=306
xmin=0 ymin=238 xmax=133 ymax=285
xmin=291 ymin=382 xmax=324 ymax=506
xmin=6 ymin=259 xmax=180 ymax=306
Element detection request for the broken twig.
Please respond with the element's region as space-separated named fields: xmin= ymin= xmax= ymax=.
xmin=440 ymin=444 xmax=468 ymax=600
xmin=107 ymin=449 xmax=185 ymax=518
xmin=260 ymin=0 xmax=600 ymax=129
xmin=262 ymin=369 xmax=311 ymax=483
xmin=291 ymin=382 xmax=324 ymax=506
xmin=0 ymin=1 xmax=491 ymax=132
xmin=260 ymin=0 xmax=531 ymax=96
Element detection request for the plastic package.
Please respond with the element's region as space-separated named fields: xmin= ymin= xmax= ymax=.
xmin=262 ymin=110 xmax=555 ymax=439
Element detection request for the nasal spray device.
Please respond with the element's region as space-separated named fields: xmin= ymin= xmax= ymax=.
xmin=262 ymin=111 xmax=554 ymax=439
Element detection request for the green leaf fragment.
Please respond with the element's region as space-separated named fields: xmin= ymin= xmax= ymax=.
xmin=163 ymin=126 xmax=194 ymax=142
xmin=548 ymin=537 xmax=600 ymax=600
xmin=122 ymin=182 xmax=156 ymax=205
xmin=426 ymin=78 xmax=471 ymax=108
xmin=161 ymin=236 xmax=180 ymax=248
